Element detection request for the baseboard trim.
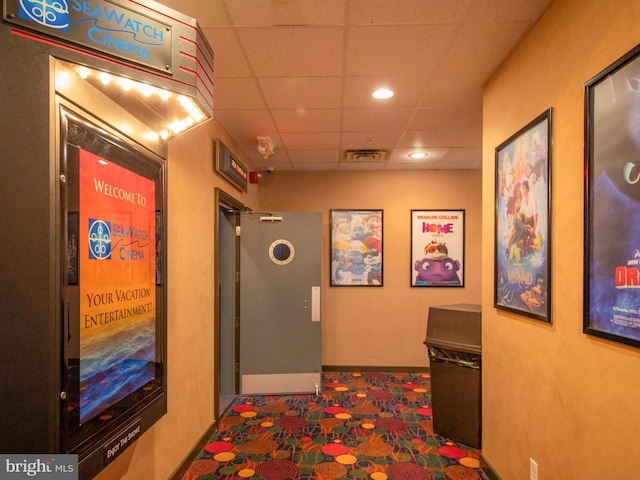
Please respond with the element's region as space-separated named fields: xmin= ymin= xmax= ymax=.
xmin=480 ymin=454 xmax=502 ymax=480
xmin=322 ymin=365 xmax=430 ymax=373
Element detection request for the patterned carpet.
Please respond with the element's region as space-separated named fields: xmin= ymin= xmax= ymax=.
xmin=182 ymin=371 xmax=488 ymax=480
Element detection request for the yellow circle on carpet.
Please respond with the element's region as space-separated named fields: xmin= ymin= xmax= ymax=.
xmin=460 ymin=457 xmax=481 ymax=468
xmin=335 ymin=412 xmax=352 ymax=420
xmin=238 ymin=469 xmax=255 ymax=478
xmin=213 ymin=452 xmax=235 ymax=462
xmin=413 ymin=388 xmax=427 ymax=393
xmin=371 ymin=473 xmax=388 ymax=480
xmin=261 ymin=421 xmax=274 ymax=427
xmin=361 ymin=423 xmax=375 ymax=429
xmin=335 ymin=386 xmax=348 ymax=392
xmin=240 ymin=411 xmax=257 ymax=418
xmin=336 ymin=454 xmax=357 ymax=465
xmin=356 ymin=393 xmax=367 ymax=398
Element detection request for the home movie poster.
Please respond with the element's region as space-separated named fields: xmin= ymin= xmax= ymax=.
xmin=411 ymin=210 xmax=464 ymax=287
xmin=79 ymin=149 xmax=156 ymax=423
xmin=587 ymin=51 xmax=640 ymax=345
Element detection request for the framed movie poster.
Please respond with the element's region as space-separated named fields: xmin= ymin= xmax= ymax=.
xmin=584 ymin=44 xmax=640 ymax=348
xmin=330 ymin=209 xmax=383 ymax=286
xmin=495 ymin=108 xmax=552 ymax=322
xmin=411 ymin=210 xmax=465 ymax=287
xmin=59 ymin=106 xmax=167 ymax=461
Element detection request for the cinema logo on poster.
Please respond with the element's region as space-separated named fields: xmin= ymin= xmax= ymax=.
xmin=88 ymin=218 xmax=112 ymax=260
xmin=1 ymin=454 xmax=78 ymax=479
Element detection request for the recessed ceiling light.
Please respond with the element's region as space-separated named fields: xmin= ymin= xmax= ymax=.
xmin=409 ymin=152 xmax=428 ymax=159
xmin=372 ymin=88 xmax=394 ymax=99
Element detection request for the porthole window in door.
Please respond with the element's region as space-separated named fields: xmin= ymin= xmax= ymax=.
xmin=269 ymin=239 xmax=295 ymax=265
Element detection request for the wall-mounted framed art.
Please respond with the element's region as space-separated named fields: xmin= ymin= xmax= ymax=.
xmin=330 ymin=209 xmax=383 ymax=286
xmin=495 ymin=108 xmax=552 ymax=322
xmin=584 ymin=43 xmax=640 ymax=348
xmin=411 ymin=209 xmax=465 ymax=287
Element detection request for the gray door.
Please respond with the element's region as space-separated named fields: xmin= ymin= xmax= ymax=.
xmin=239 ymin=211 xmax=322 ymax=394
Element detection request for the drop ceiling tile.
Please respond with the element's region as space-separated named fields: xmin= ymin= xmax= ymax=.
xmin=213 ymin=110 xmax=277 ymax=134
xmin=420 ymin=72 xmax=486 ymax=108
xmin=202 ymin=28 xmax=252 ymax=77
xmin=464 ymin=0 xmax=553 ymax=23
xmin=349 ymin=0 xmax=472 ymax=25
xmin=225 ymin=0 xmax=345 ymax=27
xmin=293 ymin=162 xmax=340 ymax=171
xmin=437 ymin=22 xmax=532 ymax=74
xmin=399 ymin=129 xmax=481 ymax=148
xmin=286 ymin=150 xmax=341 ymax=163
xmin=160 ymin=0 xmax=231 ymax=27
xmin=339 ymin=162 xmax=387 ymax=171
xmin=272 ymin=109 xmax=341 ymax=133
xmin=343 ymin=76 xmax=428 ymax=108
xmin=436 ymin=148 xmax=482 ymax=168
xmin=407 ymin=107 xmax=482 ymax=131
xmin=341 ymin=131 xmax=402 ymax=150
xmin=280 ymin=132 xmax=342 ymax=150
xmin=259 ymin=77 xmax=342 ymax=109
xmin=214 ymin=78 xmax=266 ymax=110
xmin=238 ymin=27 xmax=344 ymax=77
xmin=342 ymin=108 xmax=413 ymax=132
xmin=346 ymin=24 xmax=457 ymax=76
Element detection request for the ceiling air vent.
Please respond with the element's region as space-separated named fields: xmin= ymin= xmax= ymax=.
xmin=344 ymin=149 xmax=389 ymax=162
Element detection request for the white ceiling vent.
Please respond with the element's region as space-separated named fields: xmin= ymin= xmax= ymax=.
xmin=344 ymin=149 xmax=389 ymax=162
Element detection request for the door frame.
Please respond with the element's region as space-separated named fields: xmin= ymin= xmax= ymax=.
xmin=214 ymin=188 xmax=244 ymax=419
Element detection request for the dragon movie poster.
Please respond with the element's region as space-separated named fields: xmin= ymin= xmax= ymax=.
xmin=78 ymin=149 xmax=157 ymax=422
xmin=495 ymin=111 xmax=551 ymax=321
xmin=585 ymin=46 xmax=640 ymax=347
xmin=411 ymin=210 xmax=465 ymax=287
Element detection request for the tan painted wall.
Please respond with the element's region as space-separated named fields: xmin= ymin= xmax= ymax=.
xmin=95 ymin=119 xmax=259 ymax=480
xmin=258 ymin=169 xmax=482 ymax=367
xmin=482 ymin=0 xmax=640 ymax=478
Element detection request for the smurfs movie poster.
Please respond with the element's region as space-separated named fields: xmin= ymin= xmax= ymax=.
xmin=411 ymin=210 xmax=465 ymax=287
xmin=331 ymin=209 xmax=383 ymax=286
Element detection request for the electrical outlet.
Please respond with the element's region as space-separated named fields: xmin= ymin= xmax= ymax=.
xmin=530 ymin=458 xmax=538 ymax=480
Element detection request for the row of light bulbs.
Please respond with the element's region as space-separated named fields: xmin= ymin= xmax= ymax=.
xmin=56 ymin=64 xmax=207 ymax=141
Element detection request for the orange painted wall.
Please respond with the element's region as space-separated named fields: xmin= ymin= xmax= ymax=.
xmin=258 ymin=169 xmax=482 ymax=367
xmin=482 ymin=0 xmax=640 ymax=478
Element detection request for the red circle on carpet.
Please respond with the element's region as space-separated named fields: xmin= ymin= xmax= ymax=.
xmin=204 ymin=441 xmax=233 ymax=454
xmin=415 ymin=407 xmax=432 ymax=417
xmin=232 ymin=404 xmax=256 ymax=413
xmin=324 ymin=405 xmax=346 ymax=415
xmin=438 ymin=445 xmax=467 ymax=459
xmin=321 ymin=443 xmax=348 ymax=456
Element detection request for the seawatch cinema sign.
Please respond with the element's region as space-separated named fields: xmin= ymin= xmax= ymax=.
xmin=5 ymin=0 xmax=172 ymax=72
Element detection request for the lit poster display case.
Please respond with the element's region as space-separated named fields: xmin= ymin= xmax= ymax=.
xmin=59 ymin=107 xmax=167 ymax=475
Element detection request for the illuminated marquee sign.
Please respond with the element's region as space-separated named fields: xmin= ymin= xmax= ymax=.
xmin=215 ymin=138 xmax=248 ymax=192
xmin=5 ymin=0 xmax=172 ymax=72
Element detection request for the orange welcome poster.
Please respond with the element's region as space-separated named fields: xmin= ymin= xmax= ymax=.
xmin=78 ymin=149 xmax=156 ymax=423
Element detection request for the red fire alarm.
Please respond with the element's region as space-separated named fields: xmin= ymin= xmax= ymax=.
xmin=249 ymin=171 xmax=260 ymax=184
